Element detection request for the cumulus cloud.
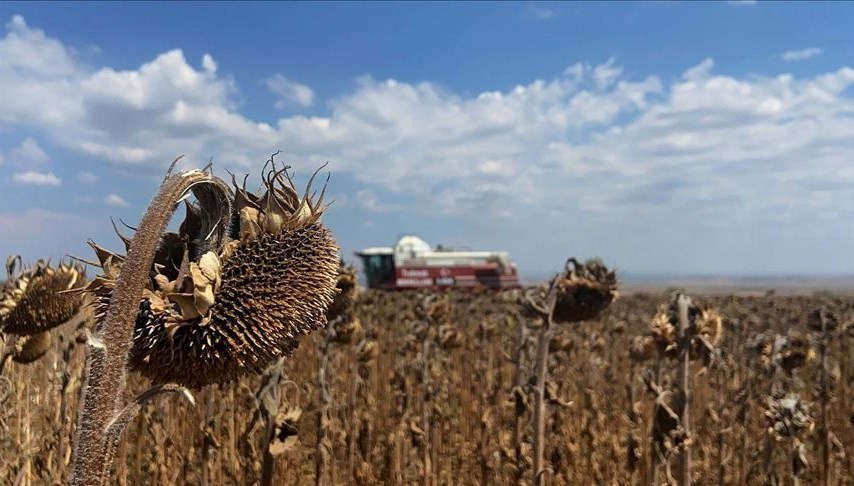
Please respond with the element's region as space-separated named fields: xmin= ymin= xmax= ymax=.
xmin=104 ymin=193 xmax=129 ymax=207
xmin=264 ymin=73 xmax=314 ymax=109
xmin=10 ymin=137 xmax=48 ymax=166
xmin=11 ymin=170 xmax=61 ymax=186
xmin=681 ymin=58 xmax=714 ymax=80
xmin=2 ymin=15 xmax=854 ymax=269
xmin=782 ymin=47 xmax=823 ymax=61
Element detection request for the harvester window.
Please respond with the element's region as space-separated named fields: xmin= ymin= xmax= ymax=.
xmin=361 ymin=254 xmax=394 ymax=289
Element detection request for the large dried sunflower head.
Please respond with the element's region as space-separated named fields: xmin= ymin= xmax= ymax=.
xmin=326 ymin=260 xmax=359 ymax=321
xmin=520 ymin=258 xmax=618 ymax=324
xmin=1 ymin=256 xmax=86 ymax=336
xmin=551 ymin=258 xmax=618 ymax=324
xmin=84 ymin=161 xmax=339 ymax=388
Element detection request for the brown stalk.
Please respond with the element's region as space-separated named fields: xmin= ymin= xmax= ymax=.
xmin=259 ymin=358 xmax=285 ymax=486
xmin=201 ymin=386 xmax=216 ymax=486
xmin=511 ymin=311 xmax=528 ymax=484
xmin=421 ymin=326 xmax=432 ymax=486
xmin=71 ymin=164 xmax=216 ymax=485
xmin=532 ymin=281 xmax=557 ymax=486
xmin=315 ymin=324 xmax=334 ymax=486
xmin=676 ymin=294 xmax=692 ymax=486
xmin=649 ymin=355 xmax=663 ymax=486
xmin=817 ymin=309 xmax=830 ymax=486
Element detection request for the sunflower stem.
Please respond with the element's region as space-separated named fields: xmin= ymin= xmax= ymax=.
xmin=532 ymin=280 xmax=558 ymax=486
xmin=676 ymin=294 xmax=692 ymax=486
xmin=71 ymin=167 xmax=224 ymax=486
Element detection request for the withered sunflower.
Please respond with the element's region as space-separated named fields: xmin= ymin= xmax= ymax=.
xmin=522 ymin=258 xmax=618 ymax=324
xmin=1 ymin=256 xmax=86 ymax=336
xmin=643 ymin=293 xmax=722 ymax=362
xmin=11 ymin=331 xmax=52 ymax=364
xmin=326 ymin=260 xmax=359 ymax=321
xmin=551 ymin=258 xmax=618 ymax=323
xmin=84 ymin=163 xmax=340 ymax=388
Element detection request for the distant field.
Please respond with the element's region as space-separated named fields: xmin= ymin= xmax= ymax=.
xmin=520 ymin=274 xmax=854 ymax=296
xmin=620 ymin=275 xmax=854 ymax=296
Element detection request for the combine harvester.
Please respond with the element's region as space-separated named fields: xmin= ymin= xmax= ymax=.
xmin=356 ymin=235 xmax=520 ymax=290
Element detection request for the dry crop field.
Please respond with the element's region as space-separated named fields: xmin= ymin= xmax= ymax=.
xmin=2 ymin=288 xmax=853 ymax=485
xmin=0 ymin=163 xmax=852 ymax=485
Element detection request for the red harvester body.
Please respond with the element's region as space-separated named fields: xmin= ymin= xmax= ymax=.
xmin=356 ymin=235 xmax=521 ymax=290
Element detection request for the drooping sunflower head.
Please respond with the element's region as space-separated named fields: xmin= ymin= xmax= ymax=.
xmin=551 ymin=258 xmax=618 ymax=324
xmin=519 ymin=259 xmax=617 ymax=324
xmin=326 ymin=260 xmax=359 ymax=321
xmin=1 ymin=256 xmax=86 ymax=336
xmin=644 ymin=293 xmax=723 ymax=362
xmin=85 ymin=160 xmax=340 ymax=388
xmin=11 ymin=331 xmax=53 ymax=364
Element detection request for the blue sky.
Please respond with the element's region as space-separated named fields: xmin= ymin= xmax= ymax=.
xmin=1 ymin=1 xmax=853 ymax=278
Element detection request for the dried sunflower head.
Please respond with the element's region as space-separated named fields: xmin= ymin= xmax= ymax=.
xmin=773 ymin=332 xmax=815 ymax=375
xmin=329 ymin=315 xmax=362 ymax=345
xmin=552 ymin=258 xmax=618 ymax=324
xmin=807 ymin=307 xmax=839 ymax=332
xmin=437 ymin=323 xmax=464 ymax=350
xmin=84 ymin=162 xmax=339 ymax=388
xmin=520 ymin=258 xmax=618 ymax=323
xmin=751 ymin=331 xmax=815 ymax=375
xmin=764 ymin=394 xmax=814 ymax=439
xmin=643 ymin=294 xmax=722 ymax=363
xmin=326 ymin=260 xmax=359 ymax=321
xmin=356 ymin=336 xmax=379 ymax=363
xmin=629 ymin=335 xmax=657 ymax=362
xmin=11 ymin=331 xmax=52 ymax=364
xmin=417 ymin=293 xmax=451 ymax=322
xmin=1 ymin=256 xmax=86 ymax=336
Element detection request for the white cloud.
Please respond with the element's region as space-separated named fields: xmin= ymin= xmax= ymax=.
xmin=782 ymin=47 xmax=823 ymax=62
xmin=681 ymin=58 xmax=714 ymax=80
xmin=726 ymin=0 xmax=757 ymax=6
xmin=77 ymin=171 xmax=97 ymax=184
xmin=10 ymin=137 xmax=48 ymax=166
xmin=104 ymin=193 xmax=129 ymax=207
xmin=1 ymin=15 xmax=854 ymax=242
xmin=201 ymin=53 xmax=217 ymax=73
xmin=11 ymin=170 xmax=61 ymax=186
xmin=1 ymin=16 xmax=78 ymax=77
xmin=264 ymin=73 xmax=314 ymax=109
